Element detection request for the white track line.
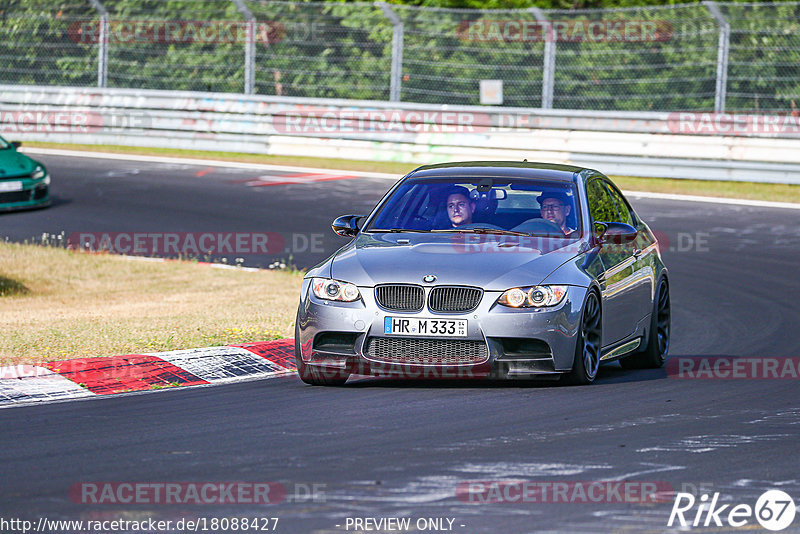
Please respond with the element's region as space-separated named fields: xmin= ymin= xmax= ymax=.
xmin=22 ymin=147 xmax=800 ymax=210
xmin=624 ymin=190 xmax=800 ymax=210
xmin=21 ymin=147 xmax=401 ymax=179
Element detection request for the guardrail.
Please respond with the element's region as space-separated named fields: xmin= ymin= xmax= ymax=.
xmin=2 ymin=85 xmax=799 ymax=184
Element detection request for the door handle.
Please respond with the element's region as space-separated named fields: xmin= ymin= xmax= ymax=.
xmin=633 ymin=249 xmax=643 ymax=258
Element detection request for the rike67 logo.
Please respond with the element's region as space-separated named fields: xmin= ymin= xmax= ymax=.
xmin=668 ymin=490 xmax=796 ymax=531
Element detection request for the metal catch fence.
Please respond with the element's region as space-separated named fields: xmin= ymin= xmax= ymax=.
xmin=0 ymin=0 xmax=798 ymax=112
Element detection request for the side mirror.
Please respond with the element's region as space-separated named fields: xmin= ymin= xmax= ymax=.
xmin=332 ymin=214 xmax=365 ymax=237
xmin=10 ymin=141 xmax=21 ymax=149
xmin=596 ymin=222 xmax=638 ymax=245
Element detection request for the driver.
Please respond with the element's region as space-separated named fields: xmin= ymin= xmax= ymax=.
xmin=537 ymin=191 xmax=577 ymax=236
xmin=445 ymin=186 xmax=476 ymax=228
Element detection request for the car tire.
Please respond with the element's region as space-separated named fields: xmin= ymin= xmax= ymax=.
xmin=563 ymin=290 xmax=602 ymax=386
xmin=620 ymin=278 xmax=670 ymax=370
xmin=294 ymin=320 xmax=350 ymax=386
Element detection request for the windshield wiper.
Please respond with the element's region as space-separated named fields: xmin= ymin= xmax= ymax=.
xmin=431 ymin=228 xmax=532 ymax=237
xmin=369 ymin=228 xmax=432 ymax=233
xmin=371 ymin=228 xmax=534 ymax=237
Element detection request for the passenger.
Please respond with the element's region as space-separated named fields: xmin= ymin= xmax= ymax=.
xmin=445 ymin=186 xmax=476 ymax=228
xmin=537 ymin=191 xmax=577 ymax=236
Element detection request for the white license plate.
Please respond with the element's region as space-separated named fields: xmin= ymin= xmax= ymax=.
xmin=0 ymin=181 xmax=23 ymax=192
xmin=384 ymin=317 xmax=467 ymax=337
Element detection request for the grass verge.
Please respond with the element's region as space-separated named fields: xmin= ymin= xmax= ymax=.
xmin=0 ymin=241 xmax=302 ymax=366
xmin=24 ymin=141 xmax=800 ymax=204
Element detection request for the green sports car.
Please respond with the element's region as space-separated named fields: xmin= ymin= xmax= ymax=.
xmin=0 ymin=137 xmax=50 ymax=212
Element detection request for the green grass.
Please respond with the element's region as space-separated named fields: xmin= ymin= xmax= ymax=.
xmin=25 ymin=141 xmax=800 ymax=204
xmin=0 ymin=241 xmax=302 ymax=366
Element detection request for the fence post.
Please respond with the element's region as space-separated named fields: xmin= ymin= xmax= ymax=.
xmin=87 ymin=0 xmax=108 ymax=88
xmin=530 ymin=7 xmax=555 ymax=109
xmin=704 ymin=1 xmax=730 ymax=113
xmin=232 ymin=0 xmax=256 ymax=95
xmin=377 ymin=2 xmax=403 ymax=102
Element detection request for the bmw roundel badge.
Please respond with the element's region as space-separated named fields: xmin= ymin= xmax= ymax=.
xmin=423 ymin=274 xmax=437 ymax=283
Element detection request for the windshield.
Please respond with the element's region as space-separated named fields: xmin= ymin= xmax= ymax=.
xmin=367 ymin=177 xmax=581 ymax=238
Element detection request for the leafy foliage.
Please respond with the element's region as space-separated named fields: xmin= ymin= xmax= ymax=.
xmin=0 ymin=0 xmax=797 ymax=112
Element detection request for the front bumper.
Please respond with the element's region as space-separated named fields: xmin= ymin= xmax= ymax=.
xmin=296 ymin=281 xmax=587 ymax=379
xmin=0 ymin=177 xmax=50 ymax=212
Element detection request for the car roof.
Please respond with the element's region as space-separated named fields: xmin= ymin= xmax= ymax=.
xmin=406 ymin=161 xmax=587 ymax=182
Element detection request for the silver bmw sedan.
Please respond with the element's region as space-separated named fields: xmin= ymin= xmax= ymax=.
xmin=295 ymin=161 xmax=670 ymax=386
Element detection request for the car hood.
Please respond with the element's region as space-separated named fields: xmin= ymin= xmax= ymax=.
xmin=0 ymin=149 xmax=37 ymax=178
xmin=329 ymin=232 xmax=585 ymax=290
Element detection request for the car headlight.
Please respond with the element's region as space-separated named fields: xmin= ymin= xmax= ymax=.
xmin=31 ymin=166 xmax=46 ymax=180
xmin=311 ymin=278 xmax=361 ymax=302
xmin=498 ymin=285 xmax=568 ymax=308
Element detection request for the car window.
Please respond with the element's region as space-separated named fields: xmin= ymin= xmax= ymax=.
xmin=366 ymin=177 xmax=581 ymax=237
xmin=604 ymin=182 xmax=636 ymax=227
xmin=586 ymin=179 xmax=621 ymax=224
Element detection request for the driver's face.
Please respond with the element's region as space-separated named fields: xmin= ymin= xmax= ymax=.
xmin=540 ymin=199 xmax=570 ymax=229
xmin=447 ymin=194 xmax=475 ymax=227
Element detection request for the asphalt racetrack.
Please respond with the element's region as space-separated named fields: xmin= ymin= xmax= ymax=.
xmin=1 ymin=153 xmax=799 ymax=533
